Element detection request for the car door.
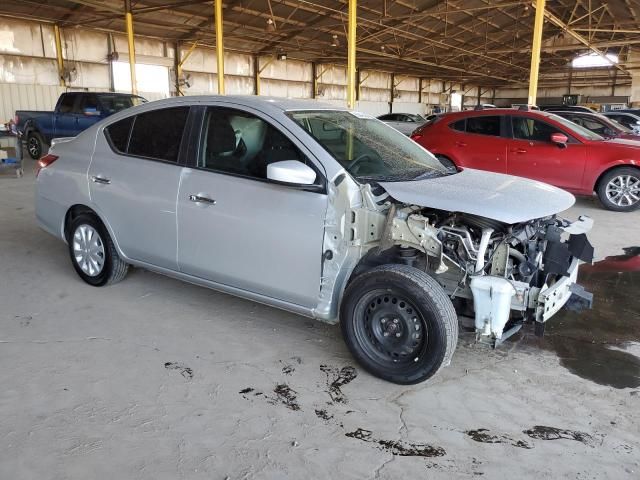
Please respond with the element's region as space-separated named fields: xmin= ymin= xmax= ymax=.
xmin=507 ymin=115 xmax=587 ymax=190
xmin=76 ymin=94 xmax=102 ymax=134
xmin=88 ymin=105 xmax=191 ymax=269
xmin=451 ymin=115 xmax=508 ymax=173
xmin=176 ymin=105 xmax=328 ymax=308
xmin=53 ymin=93 xmax=80 ymax=138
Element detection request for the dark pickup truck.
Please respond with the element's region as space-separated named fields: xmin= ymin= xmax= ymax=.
xmin=16 ymin=92 xmax=146 ymax=159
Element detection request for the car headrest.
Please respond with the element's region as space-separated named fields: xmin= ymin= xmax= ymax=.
xmin=208 ymin=115 xmax=237 ymax=154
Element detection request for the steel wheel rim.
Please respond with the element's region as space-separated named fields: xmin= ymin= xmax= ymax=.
xmin=28 ymin=138 xmax=39 ymax=157
xmin=606 ymin=174 xmax=640 ymax=207
xmin=353 ymin=289 xmax=428 ymax=366
xmin=72 ymin=225 xmax=105 ymax=277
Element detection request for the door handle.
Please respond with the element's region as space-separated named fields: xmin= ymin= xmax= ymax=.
xmin=91 ymin=175 xmax=111 ymax=184
xmin=455 ymin=141 xmax=467 ymax=147
xmin=189 ymin=194 xmax=216 ymax=205
xmin=510 ymin=148 xmax=527 ymax=154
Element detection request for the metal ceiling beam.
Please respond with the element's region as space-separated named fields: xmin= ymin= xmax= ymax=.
xmin=534 ymin=2 xmax=628 ymax=74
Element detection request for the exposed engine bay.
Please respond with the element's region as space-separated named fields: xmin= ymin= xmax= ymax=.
xmin=344 ymin=184 xmax=595 ymax=346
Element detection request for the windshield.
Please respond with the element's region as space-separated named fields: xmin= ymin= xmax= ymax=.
xmin=98 ymin=95 xmax=147 ymax=114
xmin=546 ymin=113 xmax=604 ymax=141
xmin=287 ymin=110 xmax=449 ymax=182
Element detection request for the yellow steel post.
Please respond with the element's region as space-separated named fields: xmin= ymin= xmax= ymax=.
xmin=53 ymin=24 xmax=65 ymax=87
xmin=124 ymin=0 xmax=137 ymax=95
xmin=346 ymin=0 xmax=357 ymax=109
xmin=528 ymin=0 xmax=546 ymax=106
xmin=214 ymin=0 xmax=225 ymax=95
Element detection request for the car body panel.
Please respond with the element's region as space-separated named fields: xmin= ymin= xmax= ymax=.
xmin=379 ymin=168 xmax=575 ymax=224
xmin=377 ymin=113 xmax=425 ymax=135
xmin=412 ymin=108 xmax=640 ymax=195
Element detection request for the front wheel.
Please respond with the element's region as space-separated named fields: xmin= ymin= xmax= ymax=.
xmin=26 ymin=131 xmax=46 ymax=160
xmin=596 ymin=167 xmax=640 ymax=212
xmin=67 ymin=213 xmax=129 ymax=286
xmin=340 ymin=264 xmax=458 ymax=384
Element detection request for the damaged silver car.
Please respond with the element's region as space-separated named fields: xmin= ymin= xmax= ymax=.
xmin=35 ymin=96 xmax=594 ymax=385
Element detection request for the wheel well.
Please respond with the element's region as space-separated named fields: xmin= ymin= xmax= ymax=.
xmin=594 ymin=165 xmax=640 ymax=192
xmin=347 ymin=246 xmax=430 ymax=286
xmin=64 ymin=205 xmax=99 ymax=240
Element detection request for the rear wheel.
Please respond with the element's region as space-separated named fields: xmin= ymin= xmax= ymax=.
xmin=68 ymin=213 xmax=129 ymax=286
xmin=340 ymin=264 xmax=458 ymax=384
xmin=596 ymin=167 xmax=640 ymax=212
xmin=26 ymin=131 xmax=45 ymax=160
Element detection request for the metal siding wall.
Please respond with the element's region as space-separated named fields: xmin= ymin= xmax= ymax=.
xmin=0 ymin=82 xmax=65 ymax=121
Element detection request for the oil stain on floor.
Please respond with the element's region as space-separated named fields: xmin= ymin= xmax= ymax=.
xmin=524 ymin=246 xmax=640 ymax=389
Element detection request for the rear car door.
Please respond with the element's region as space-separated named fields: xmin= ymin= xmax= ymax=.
xmin=176 ymin=105 xmax=328 ymax=308
xmin=450 ymin=115 xmax=508 ymax=173
xmin=507 ymin=115 xmax=587 ymax=190
xmin=88 ymin=105 xmax=191 ymax=269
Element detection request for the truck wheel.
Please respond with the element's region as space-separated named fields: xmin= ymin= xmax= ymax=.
xmin=596 ymin=167 xmax=640 ymax=212
xmin=67 ymin=213 xmax=129 ymax=287
xmin=26 ymin=132 xmax=46 ymax=159
xmin=340 ymin=264 xmax=458 ymax=384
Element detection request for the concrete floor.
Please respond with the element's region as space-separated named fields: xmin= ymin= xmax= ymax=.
xmin=1 ymin=162 xmax=639 ymax=479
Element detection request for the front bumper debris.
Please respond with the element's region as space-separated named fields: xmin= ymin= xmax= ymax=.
xmin=536 ymin=257 xmax=581 ymax=322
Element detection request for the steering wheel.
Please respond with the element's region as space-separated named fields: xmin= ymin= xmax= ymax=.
xmin=346 ymin=153 xmax=376 ymax=175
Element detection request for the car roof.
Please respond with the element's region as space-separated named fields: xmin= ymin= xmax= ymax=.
xmin=134 ymin=95 xmax=346 ymax=113
xmin=442 ymin=108 xmax=558 ymax=121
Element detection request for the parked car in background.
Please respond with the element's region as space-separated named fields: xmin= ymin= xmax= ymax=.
xmin=539 ymin=105 xmax=596 ymax=113
xmin=411 ymin=108 xmax=640 ymax=211
xmin=553 ymin=111 xmax=640 ymax=140
xmin=16 ymin=92 xmax=147 ymax=159
xmin=35 ymin=96 xmax=594 ymax=384
xmin=377 ymin=112 xmax=426 ymax=135
xmin=602 ymin=111 xmax=640 ymax=134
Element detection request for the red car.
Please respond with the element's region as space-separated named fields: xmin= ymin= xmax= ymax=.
xmin=411 ymin=108 xmax=640 ymax=211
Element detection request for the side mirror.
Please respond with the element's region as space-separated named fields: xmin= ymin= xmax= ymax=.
xmin=550 ymin=132 xmax=568 ymax=148
xmin=267 ymin=160 xmax=317 ymax=186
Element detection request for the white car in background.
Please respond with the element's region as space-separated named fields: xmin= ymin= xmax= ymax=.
xmin=602 ymin=111 xmax=640 ymax=134
xmin=377 ymin=113 xmax=426 ymax=135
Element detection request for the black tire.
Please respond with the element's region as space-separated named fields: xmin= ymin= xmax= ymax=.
xmin=435 ymin=155 xmax=457 ymax=174
xmin=26 ymin=131 xmax=46 ymax=160
xmin=340 ymin=264 xmax=458 ymax=384
xmin=596 ymin=167 xmax=640 ymax=212
xmin=67 ymin=213 xmax=129 ymax=286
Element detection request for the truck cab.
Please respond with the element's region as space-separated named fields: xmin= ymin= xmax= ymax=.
xmin=17 ymin=92 xmax=146 ymax=159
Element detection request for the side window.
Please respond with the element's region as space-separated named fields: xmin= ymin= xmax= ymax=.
xmin=58 ymin=94 xmax=76 ymax=114
xmin=79 ymin=94 xmax=100 ymax=115
xmin=512 ymin=117 xmax=562 ymax=142
xmin=198 ymin=107 xmax=309 ymax=180
xmin=128 ymin=107 xmax=189 ymax=162
xmin=105 ymin=117 xmax=134 ymax=153
xmin=378 ymin=114 xmax=393 ymax=121
xmin=466 ymin=116 xmax=501 ymax=136
xmin=451 ymin=119 xmax=466 ymax=132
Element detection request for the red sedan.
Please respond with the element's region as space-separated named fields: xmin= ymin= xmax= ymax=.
xmin=411 ymin=108 xmax=640 ymax=211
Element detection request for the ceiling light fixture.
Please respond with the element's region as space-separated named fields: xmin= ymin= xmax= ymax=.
xmin=266 ymin=18 xmax=276 ymax=32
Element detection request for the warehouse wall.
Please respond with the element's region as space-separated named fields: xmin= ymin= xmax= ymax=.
xmin=0 ymin=17 xmax=475 ymax=122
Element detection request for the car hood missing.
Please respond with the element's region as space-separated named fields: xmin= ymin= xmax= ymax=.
xmin=379 ymin=168 xmax=575 ymax=224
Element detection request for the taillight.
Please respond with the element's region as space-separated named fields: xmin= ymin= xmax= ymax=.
xmin=35 ymin=154 xmax=59 ymax=177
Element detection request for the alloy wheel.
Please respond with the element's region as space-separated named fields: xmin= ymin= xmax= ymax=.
xmin=605 ymin=174 xmax=640 ymax=207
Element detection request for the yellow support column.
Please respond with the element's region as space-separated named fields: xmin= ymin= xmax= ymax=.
xmin=124 ymin=0 xmax=137 ymax=95
xmin=346 ymin=0 xmax=357 ymax=109
xmin=53 ymin=25 xmax=65 ymax=87
xmin=214 ymin=0 xmax=225 ymax=95
xmin=527 ymin=0 xmax=546 ymax=106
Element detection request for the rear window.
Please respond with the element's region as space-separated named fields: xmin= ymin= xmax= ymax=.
xmin=128 ymin=107 xmax=189 ymax=162
xmin=105 ymin=117 xmax=133 ymax=152
xmin=466 ymin=116 xmax=501 ymax=136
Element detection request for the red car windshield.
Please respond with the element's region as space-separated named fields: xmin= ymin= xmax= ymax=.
xmin=545 ymin=113 xmax=605 ymax=141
